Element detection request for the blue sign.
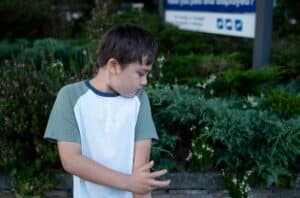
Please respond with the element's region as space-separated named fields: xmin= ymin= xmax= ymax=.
xmin=165 ymin=0 xmax=256 ymax=13
xmin=235 ymin=19 xmax=243 ymax=31
xmin=217 ymin=18 xmax=224 ymax=29
xmin=165 ymin=0 xmax=256 ymax=38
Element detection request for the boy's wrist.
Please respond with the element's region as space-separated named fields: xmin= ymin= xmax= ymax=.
xmin=119 ymin=173 xmax=133 ymax=192
xmin=134 ymin=193 xmax=152 ymax=198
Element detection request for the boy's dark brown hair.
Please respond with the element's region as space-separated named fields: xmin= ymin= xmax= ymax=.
xmin=97 ymin=23 xmax=158 ymax=68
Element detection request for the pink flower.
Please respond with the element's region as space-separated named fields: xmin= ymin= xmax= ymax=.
xmin=13 ymin=81 xmax=20 ymax=88
xmin=16 ymin=63 xmax=25 ymax=68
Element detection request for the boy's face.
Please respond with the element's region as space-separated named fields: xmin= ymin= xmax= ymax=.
xmin=109 ymin=59 xmax=152 ymax=97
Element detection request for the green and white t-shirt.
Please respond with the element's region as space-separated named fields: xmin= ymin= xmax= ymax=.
xmin=44 ymin=80 xmax=158 ymax=198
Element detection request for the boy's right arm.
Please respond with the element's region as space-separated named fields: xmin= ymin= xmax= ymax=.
xmin=58 ymin=141 xmax=170 ymax=194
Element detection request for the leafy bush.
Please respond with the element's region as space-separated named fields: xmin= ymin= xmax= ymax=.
xmin=0 ymin=38 xmax=90 ymax=70
xmin=159 ymin=53 xmax=242 ymax=85
xmin=146 ymin=84 xmax=202 ymax=170
xmin=271 ymin=35 xmax=300 ymax=80
xmin=211 ymin=67 xmax=283 ymax=96
xmin=0 ymin=48 xmax=94 ymax=195
xmin=198 ymin=97 xmax=300 ymax=187
xmin=0 ymin=61 xmax=65 ymax=194
xmin=148 ymin=84 xmax=300 ymax=189
xmin=147 ymin=83 xmax=300 ymax=189
xmin=265 ymin=89 xmax=300 ymax=118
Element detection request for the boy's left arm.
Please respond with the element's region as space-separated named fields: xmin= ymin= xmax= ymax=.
xmin=133 ymin=140 xmax=152 ymax=198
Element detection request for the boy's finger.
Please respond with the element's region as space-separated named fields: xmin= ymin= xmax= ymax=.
xmin=150 ymin=169 xmax=167 ymax=178
xmin=140 ymin=161 xmax=154 ymax=171
xmin=150 ymin=179 xmax=171 ymax=188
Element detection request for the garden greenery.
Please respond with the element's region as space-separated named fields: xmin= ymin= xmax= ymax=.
xmin=0 ymin=6 xmax=299 ymax=197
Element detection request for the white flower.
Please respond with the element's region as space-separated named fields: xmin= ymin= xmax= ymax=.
xmin=232 ymin=177 xmax=237 ymax=184
xmin=246 ymin=96 xmax=258 ymax=107
xmin=206 ymin=74 xmax=216 ymax=84
xmin=196 ymin=82 xmax=202 ymax=87
xmin=190 ymin=125 xmax=196 ymax=131
xmin=185 ymin=152 xmax=192 ymax=161
xmin=157 ymin=56 xmax=166 ymax=63
xmin=159 ymin=72 xmax=163 ymax=78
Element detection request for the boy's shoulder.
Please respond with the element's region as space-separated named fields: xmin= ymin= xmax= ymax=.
xmin=60 ymin=80 xmax=86 ymax=92
xmin=57 ymin=80 xmax=88 ymax=102
xmin=59 ymin=80 xmax=87 ymax=94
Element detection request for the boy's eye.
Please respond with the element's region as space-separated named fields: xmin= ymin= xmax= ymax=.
xmin=137 ymin=72 xmax=145 ymax=77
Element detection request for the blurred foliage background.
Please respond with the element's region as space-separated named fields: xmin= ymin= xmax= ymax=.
xmin=0 ymin=0 xmax=299 ymax=196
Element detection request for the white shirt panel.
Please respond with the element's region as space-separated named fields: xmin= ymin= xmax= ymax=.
xmin=73 ymin=90 xmax=140 ymax=198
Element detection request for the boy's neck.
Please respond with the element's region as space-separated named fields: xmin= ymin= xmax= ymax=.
xmin=90 ymin=69 xmax=115 ymax=94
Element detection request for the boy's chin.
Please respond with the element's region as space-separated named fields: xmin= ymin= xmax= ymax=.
xmin=120 ymin=91 xmax=138 ymax=98
xmin=122 ymin=93 xmax=135 ymax=98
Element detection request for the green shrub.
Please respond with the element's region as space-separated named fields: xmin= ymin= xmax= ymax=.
xmin=0 ymin=61 xmax=66 ymax=195
xmin=0 ymin=38 xmax=90 ymax=71
xmin=159 ymin=53 xmax=242 ymax=85
xmin=0 ymin=39 xmax=30 ymax=62
xmin=146 ymin=84 xmax=202 ymax=170
xmin=189 ymin=136 xmax=215 ymax=170
xmin=146 ymin=83 xmax=300 ymax=189
xmin=271 ymin=35 xmax=300 ymax=79
xmin=0 ymin=50 xmax=94 ymax=195
xmin=211 ymin=67 xmax=283 ymax=96
xmin=265 ymin=89 xmax=300 ymax=118
xmin=198 ymin=97 xmax=300 ymax=187
xmin=221 ymin=169 xmax=253 ymax=198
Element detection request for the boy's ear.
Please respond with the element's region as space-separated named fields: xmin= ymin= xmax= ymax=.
xmin=107 ymin=58 xmax=121 ymax=75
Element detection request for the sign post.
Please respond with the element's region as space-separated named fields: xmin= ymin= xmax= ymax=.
xmin=252 ymin=0 xmax=273 ymax=68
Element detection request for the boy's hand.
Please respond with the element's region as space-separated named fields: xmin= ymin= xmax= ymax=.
xmin=128 ymin=161 xmax=170 ymax=194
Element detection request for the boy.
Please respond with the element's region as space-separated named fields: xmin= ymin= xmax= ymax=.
xmin=44 ymin=24 xmax=170 ymax=198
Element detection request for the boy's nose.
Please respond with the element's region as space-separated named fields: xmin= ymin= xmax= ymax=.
xmin=141 ymin=77 xmax=147 ymax=86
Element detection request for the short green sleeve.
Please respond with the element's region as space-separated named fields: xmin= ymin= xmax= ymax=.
xmin=44 ymin=85 xmax=81 ymax=143
xmin=135 ymin=90 xmax=158 ymax=141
